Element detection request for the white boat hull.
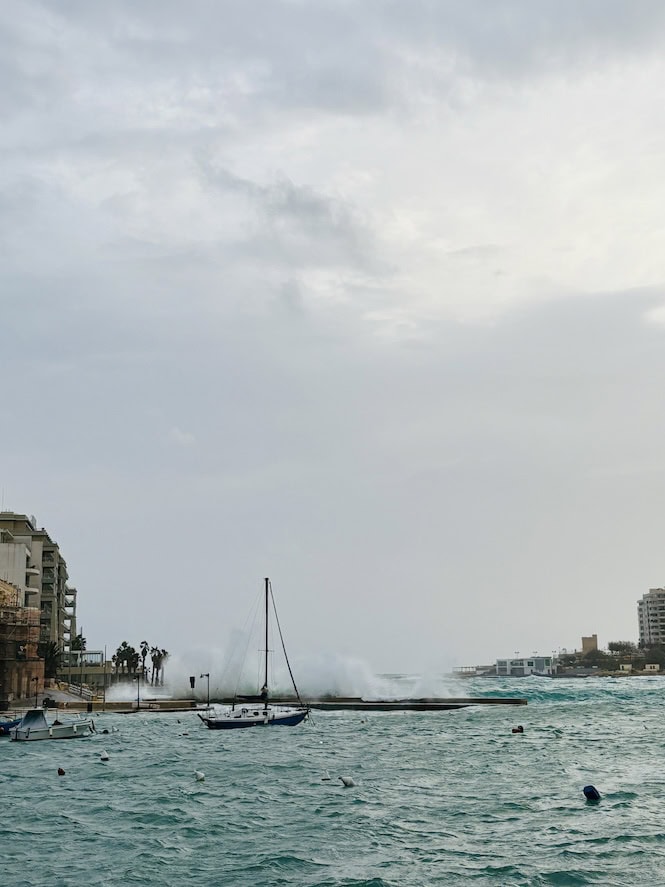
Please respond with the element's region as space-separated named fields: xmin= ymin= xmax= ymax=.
xmin=10 ymin=709 xmax=95 ymax=741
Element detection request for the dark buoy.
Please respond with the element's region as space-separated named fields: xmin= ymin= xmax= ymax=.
xmin=583 ymin=785 xmax=601 ymax=801
xmin=511 ymin=725 xmax=524 ymax=734
xmin=57 ymin=768 xmax=65 ymax=776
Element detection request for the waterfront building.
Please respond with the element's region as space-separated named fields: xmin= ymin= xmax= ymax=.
xmin=495 ymin=655 xmax=555 ymax=677
xmin=0 ymin=578 xmax=44 ymax=705
xmin=637 ymin=588 xmax=665 ymax=647
xmin=0 ymin=513 xmax=78 ymax=655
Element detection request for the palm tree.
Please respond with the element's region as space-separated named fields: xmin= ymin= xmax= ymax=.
xmin=150 ymin=647 xmax=169 ymax=685
xmin=139 ymin=640 xmax=150 ymax=680
xmin=38 ymin=642 xmax=62 ymax=679
xmin=115 ymin=641 xmax=130 ymax=674
xmin=71 ymin=633 xmax=87 ymax=651
xmin=159 ymin=649 xmax=169 ymax=686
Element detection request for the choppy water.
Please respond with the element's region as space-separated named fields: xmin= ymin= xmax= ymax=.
xmin=3 ymin=676 xmax=665 ymax=886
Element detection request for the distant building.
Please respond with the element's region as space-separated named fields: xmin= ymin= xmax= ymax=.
xmin=0 ymin=513 xmax=78 ymax=655
xmin=495 ymin=656 xmax=555 ymax=677
xmin=638 ymin=588 xmax=665 ymax=647
xmin=582 ymin=634 xmax=598 ymax=654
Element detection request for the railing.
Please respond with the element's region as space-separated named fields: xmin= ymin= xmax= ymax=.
xmin=64 ymin=683 xmax=94 ymax=700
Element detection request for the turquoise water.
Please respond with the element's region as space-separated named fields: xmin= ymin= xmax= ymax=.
xmin=3 ymin=677 xmax=665 ymax=886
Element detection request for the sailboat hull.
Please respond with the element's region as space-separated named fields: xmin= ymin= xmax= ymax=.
xmin=199 ymin=707 xmax=308 ymax=729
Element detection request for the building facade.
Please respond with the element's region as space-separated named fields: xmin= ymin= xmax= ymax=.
xmin=638 ymin=588 xmax=665 ymax=646
xmin=495 ymin=655 xmax=555 ymax=677
xmin=0 ymin=514 xmax=78 ymax=655
xmin=0 ymin=578 xmax=44 ymax=705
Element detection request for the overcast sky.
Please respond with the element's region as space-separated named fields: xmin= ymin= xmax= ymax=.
xmin=3 ymin=0 xmax=665 ymax=686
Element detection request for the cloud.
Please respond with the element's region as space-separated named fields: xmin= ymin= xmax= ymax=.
xmin=168 ymin=426 xmax=196 ymax=447
xmin=3 ymin=2 xmax=665 ymax=672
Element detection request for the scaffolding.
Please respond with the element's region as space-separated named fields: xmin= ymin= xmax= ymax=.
xmin=0 ymin=601 xmax=44 ymax=707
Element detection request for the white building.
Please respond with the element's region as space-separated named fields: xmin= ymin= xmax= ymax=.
xmin=638 ymin=588 xmax=665 ymax=647
xmin=495 ymin=655 xmax=555 ymax=677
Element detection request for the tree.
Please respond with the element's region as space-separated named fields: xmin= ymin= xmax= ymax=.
xmin=150 ymin=646 xmax=169 ymax=685
xmin=113 ymin=641 xmax=138 ymax=675
xmin=38 ymin=641 xmax=62 ymax=679
xmin=71 ymin=633 xmax=87 ymax=651
xmin=608 ymin=641 xmax=637 ymax=655
xmin=140 ymin=640 xmax=149 ymax=679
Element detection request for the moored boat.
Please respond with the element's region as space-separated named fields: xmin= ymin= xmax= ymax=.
xmin=198 ymin=578 xmax=309 ymax=730
xmin=10 ymin=708 xmax=95 ymax=741
xmin=0 ymin=716 xmax=21 ymax=736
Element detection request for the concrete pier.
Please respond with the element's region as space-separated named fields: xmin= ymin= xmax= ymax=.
xmin=305 ymin=696 xmax=527 ymax=711
xmin=7 ymin=695 xmax=527 ymax=714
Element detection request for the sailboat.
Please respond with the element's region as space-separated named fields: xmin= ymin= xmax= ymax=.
xmin=198 ymin=578 xmax=309 ymax=729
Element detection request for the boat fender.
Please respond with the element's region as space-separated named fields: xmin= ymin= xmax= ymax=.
xmin=583 ymin=785 xmax=601 ymax=801
xmin=195 ymin=770 xmax=205 ymax=782
xmin=100 ymin=751 xmax=109 ymax=761
xmin=339 ymin=776 xmax=356 ymax=787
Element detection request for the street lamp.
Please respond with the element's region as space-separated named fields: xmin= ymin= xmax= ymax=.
xmin=200 ymin=673 xmax=210 ymax=708
xmin=136 ymin=672 xmax=141 ymax=710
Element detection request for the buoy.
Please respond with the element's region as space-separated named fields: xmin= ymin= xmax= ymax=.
xmin=194 ymin=770 xmax=205 ymax=782
xmin=101 ymin=729 xmax=109 ymax=735
xmin=100 ymin=751 xmax=109 ymax=761
xmin=339 ymin=775 xmax=356 ymax=787
xmin=321 ymin=770 xmax=331 ymax=782
xmin=583 ymin=785 xmax=601 ymax=801
xmin=511 ymin=725 xmax=524 ymax=734
xmin=57 ymin=768 xmax=65 ymax=776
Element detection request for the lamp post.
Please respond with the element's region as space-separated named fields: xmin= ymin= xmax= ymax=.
xmin=200 ymin=673 xmax=210 ymax=708
xmin=136 ymin=672 xmax=141 ymax=710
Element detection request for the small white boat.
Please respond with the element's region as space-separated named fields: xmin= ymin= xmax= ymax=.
xmin=11 ymin=708 xmax=95 ymax=741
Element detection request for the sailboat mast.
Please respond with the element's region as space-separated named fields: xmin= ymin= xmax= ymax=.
xmin=264 ymin=577 xmax=269 ymax=696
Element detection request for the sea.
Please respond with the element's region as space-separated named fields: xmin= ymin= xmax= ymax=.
xmin=3 ymin=675 xmax=665 ymax=886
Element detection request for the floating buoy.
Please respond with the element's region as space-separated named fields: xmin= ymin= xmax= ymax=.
xmin=583 ymin=785 xmax=601 ymax=801
xmin=321 ymin=770 xmax=331 ymax=782
xmin=101 ymin=729 xmax=109 ymax=735
xmin=100 ymin=751 xmax=109 ymax=761
xmin=57 ymin=768 xmax=65 ymax=776
xmin=339 ymin=775 xmax=356 ymax=787
xmin=194 ymin=770 xmax=205 ymax=782
xmin=511 ymin=725 xmax=524 ymax=734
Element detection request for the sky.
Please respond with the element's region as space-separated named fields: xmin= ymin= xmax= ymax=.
xmin=2 ymin=0 xmax=665 ymax=685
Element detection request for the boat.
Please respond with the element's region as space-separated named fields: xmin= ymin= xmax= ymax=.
xmin=10 ymin=708 xmax=95 ymax=741
xmin=0 ymin=716 xmax=21 ymax=736
xmin=198 ymin=578 xmax=309 ymax=730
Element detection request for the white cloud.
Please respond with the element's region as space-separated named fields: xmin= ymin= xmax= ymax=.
xmin=168 ymin=426 xmax=196 ymax=447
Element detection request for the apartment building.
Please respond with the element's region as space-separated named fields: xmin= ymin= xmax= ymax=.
xmin=0 ymin=513 xmax=78 ymax=654
xmin=0 ymin=577 xmax=44 ymax=704
xmin=638 ymin=588 xmax=665 ymax=646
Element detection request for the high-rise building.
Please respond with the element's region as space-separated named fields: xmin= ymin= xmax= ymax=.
xmin=637 ymin=588 xmax=665 ymax=647
xmin=0 ymin=513 xmax=78 ymax=654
